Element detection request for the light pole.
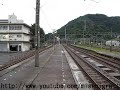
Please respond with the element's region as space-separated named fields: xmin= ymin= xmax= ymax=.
xmin=35 ymin=0 xmax=40 ymax=67
xmin=53 ymin=29 xmax=56 ymax=50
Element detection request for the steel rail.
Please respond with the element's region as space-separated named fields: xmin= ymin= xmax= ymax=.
xmin=64 ymin=45 xmax=120 ymax=90
xmin=70 ymin=45 xmax=120 ymax=71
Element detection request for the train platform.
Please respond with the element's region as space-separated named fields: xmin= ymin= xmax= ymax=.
xmin=74 ymin=44 xmax=120 ymax=59
xmin=96 ymin=50 xmax=120 ymax=59
xmin=0 ymin=44 xmax=89 ymax=90
xmin=25 ymin=44 xmax=77 ymax=90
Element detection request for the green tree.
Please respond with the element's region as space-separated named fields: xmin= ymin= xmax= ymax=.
xmin=30 ymin=24 xmax=45 ymax=48
xmin=57 ymin=14 xmax=120 ymax=40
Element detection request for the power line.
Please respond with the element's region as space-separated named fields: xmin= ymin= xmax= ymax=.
xmin=84 ymin=0 xmax=101 ymax=3
xmin=41 ymin=9 xmax=53 ymax=30
xmin=90 ymin=0 xmax=99 ymax=3
xmin=0 ymin=2 xmax=3 ymax=5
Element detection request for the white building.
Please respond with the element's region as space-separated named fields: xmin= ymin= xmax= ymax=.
xmin=106 ymin=40 xmax=120 ymax=47
xmin=0 ymin=14 xmax=31 ymax=52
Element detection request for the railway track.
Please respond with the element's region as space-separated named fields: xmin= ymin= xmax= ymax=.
xmin=70 ymin=45 xmax=120 ymax=73
xmin=0 ymin=46 xmax=52 ymax=71
xmin=64 ymin=45 xmax=120 ymax=90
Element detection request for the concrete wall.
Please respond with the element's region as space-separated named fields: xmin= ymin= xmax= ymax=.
xmin=22 ymin=26 xmax=30 ymax=34
xmin=22 ymin=43 xmax=30 ymax=51
xmin=22 ymin=34 xmax=30 ymax=41
xmin=0 ymin=42 xmax=30 ymax=52
xmin=0 ymin=25 xmax=30 ymax=42
xmin=0 ymin=34 xmax=29 ymax=41
xmin=0 ymin=43 xmax=7 ymax=51
xmin=9 ymin=34 xmax=22 ymax=41
xmin=8 ymin=14 xmax=23 ymax=23
xmin=0 ymin=34 xmax=9 ymax=41
xmin=0 ymin=25 xmax=30 ymax=34
xmin=0 ymin=22 xmax=30 ymax=52
xmin=8 ymin=14 xmax=17 ymax=23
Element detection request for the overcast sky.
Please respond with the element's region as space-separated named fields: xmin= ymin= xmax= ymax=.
xmin=0 ymin=0 xmax=120 ymax=34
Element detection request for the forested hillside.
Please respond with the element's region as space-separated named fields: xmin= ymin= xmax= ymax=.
xmin=57 ymin=14 xmax=120 ymax=39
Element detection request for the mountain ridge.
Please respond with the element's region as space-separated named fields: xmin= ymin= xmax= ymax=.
xmin=57 ymin=14 xmax=120 ymax=37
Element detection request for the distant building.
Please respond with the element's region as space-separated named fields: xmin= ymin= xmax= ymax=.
xmin=106 ymin=40 xmax=120 ymax=46
xmin=0 ymin=14 xmax=31 ymax=52
xmin=117 ymin=35 xmax=120 ymax=39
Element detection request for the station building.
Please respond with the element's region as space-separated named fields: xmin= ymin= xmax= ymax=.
xmin=0 ymin=14 xmax=31 ymax=52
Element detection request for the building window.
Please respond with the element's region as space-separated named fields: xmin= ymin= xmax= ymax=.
xmin=0 ymin=34 xmax=8 ymax=39
xmin=17 ymin=26 xmax=22 ymax=30
xmin=0 ymin=25 xmax=8 ymax=30
xmin=3 ymin=26 xmax=8 ymax=30
xmin=0 ymin=26 xmax=2 ymax=30
xmin=9 ymin=25 xmax=22 ymax=30
xmin=17 ymin=34 xmax=22 ymax=38
xmin=9 ymin=35 xmax=13 ymax=38
xmin=9 ymin=26 xmax=14 ymax=30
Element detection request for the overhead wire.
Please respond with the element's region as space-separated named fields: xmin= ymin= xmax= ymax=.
xmin=41 ymin=8 xmax=53 ymax=31
xmin=90 ymin=0 xmax=99 ymax=3
xmin=0 ymin=0 xmax=3 ymax=5
xmin=82 ymin=0 xmax=101 ymax=20
xmin=40 ymin=0 xmax=102 ymax=33
xmin=84 ymin=0 xmax=101 ymax=3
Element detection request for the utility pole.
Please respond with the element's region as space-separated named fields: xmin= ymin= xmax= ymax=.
xmin=83 ymin=20 xmax=86 ymax=44
xmin=53 ymin=29 xmax=55 ymax=50
xmin=35 ymin=0 xmax=40 ymax=67
xmin=65 ymin=27 xmax=67 ymax=44
xmin=38 ymin=28 xmax=40 ymax=48
xmin=110 ymin=28 xmax=112 ymax=52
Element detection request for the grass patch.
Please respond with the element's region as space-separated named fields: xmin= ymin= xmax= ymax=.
xmin=75 ymin=44 xmax=120 ymax=55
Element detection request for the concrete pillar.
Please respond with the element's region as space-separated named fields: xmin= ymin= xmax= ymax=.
xmin=22 ymin=42 xmax=24 ymax=51
xmin=7 ymin=42 xmax=9 ymax=52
